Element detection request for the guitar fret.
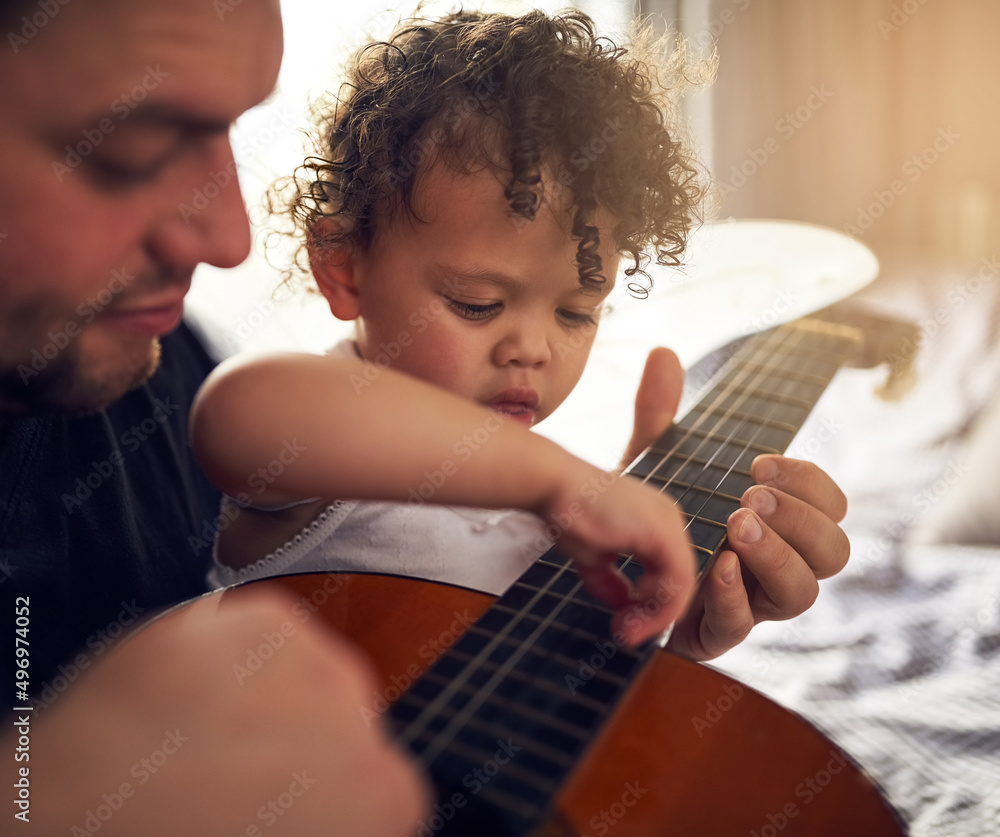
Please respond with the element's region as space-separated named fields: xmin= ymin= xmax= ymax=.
xmin=489 ymin=604 xmax=609 ymax=644
xmin=686 ymin=492 xmax=743 ymax=528
xmin=712 ymin=379 xmax=815 ymax=410
xmin=682 ymin=394 xmax=808 ymax=434
xmin=642 ymin=450 xmax=754 ymax=480
xmin=410 ymin=728 xmax=553 ymax=820
xmin=745 ymin=346 xmax=842 ymax=379
xmin=677 ymin=427 xmax=781 ymax=456
xmin=471 ymin=783 xmax=547 ymax=823
xmin=681 ymin=406 xmax=802 ymax=435
xmin=679 ymin=411 xmax=798 ymax=452
xmin=682 ymin=512 xmax=728 ymax=531
xmin=490 ymin=598 xmax=611 ymax=639
xmin=416 ymin=674 xmax=594 ymax=758
xmin=458 ymin=630 xmax=635 ymax=697
xmin=730 ymin=359 xmax=828 ymax=386
xmin=508 ymin=579 xmax=615 ymax=613
xmin=403 ymin=653 xmax=604 ymax=734
xmin=639 ymin=473 xmax=743 ymax=510
xmin=682 ymin=517 xmax=729 ymax=554
xmin=442 ymin=706 xmax=586 ymax=776
xmin=504 ymin=581 xmax=614 ymax=616
xmin=430 ymin=731 xmax=564 ymax=794
xmin=398 ymin=681 xmax=594 ymax=750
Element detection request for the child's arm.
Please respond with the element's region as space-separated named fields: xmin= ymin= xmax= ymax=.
xmin=191 ymin=351 xmax=696 ymax=645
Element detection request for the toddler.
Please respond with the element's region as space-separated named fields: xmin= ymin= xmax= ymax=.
xmin=192 ymin=9 xmax=844 ymax=650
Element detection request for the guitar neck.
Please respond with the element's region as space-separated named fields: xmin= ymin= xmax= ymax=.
xmin=389 ymin=314 xmax=864 ymax=836
xmin=628 ymin=316 xmax=863 ymax=575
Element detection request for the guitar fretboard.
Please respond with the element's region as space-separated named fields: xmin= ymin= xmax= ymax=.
xmin=389 ymin=316 xmax=863 ymax=836
xmin=629 ymin=318 xmax=862 ymax=575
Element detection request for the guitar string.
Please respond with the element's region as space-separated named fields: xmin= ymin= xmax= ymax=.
xmin=631 ymin=324 xmax=820 ymax=551
xmin=399 ymin=323 xmax=839 ymax=768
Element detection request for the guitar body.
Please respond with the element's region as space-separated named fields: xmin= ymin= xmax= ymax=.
xmin=224 ymin=573 xmax=905 ymax=836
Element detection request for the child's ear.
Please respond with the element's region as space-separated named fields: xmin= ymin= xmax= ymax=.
xmin=307 ymin=218 xmax=361 ymax=321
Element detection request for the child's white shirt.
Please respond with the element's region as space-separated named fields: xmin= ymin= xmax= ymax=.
xmin=206 ymin=339 xmax=554 ymax=594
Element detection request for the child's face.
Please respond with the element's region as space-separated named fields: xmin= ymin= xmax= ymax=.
xmin=321 ymin=159 xmax=619 ymax=427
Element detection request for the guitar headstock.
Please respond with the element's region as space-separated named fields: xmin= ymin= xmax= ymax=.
xmin=803 ymin=302 xmax=922 ymax=401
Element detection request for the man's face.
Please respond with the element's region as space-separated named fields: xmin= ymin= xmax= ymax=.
xmin=0 ymin=0 xmax=283 ymax=415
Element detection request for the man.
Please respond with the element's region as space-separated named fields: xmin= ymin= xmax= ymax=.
xmin=0 ymin=0 xmax=848 ymax=833
xmin=0 ymin=1 xmax=427 ymax=833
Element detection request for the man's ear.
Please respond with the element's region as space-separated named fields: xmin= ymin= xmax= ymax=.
xmin=307 ymin=217 xmax=362 ymax=321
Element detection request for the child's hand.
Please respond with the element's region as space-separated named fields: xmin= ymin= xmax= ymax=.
xmin=536 ymin=460 xmax=697 ymax=647
xmin=621 ymin=347 xmax=852 ymax=661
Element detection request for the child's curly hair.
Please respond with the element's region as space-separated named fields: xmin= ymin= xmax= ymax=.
xmin=274 ymin=8 xmax=710 ymax=296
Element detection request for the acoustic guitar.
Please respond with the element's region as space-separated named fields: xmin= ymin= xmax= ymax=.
xmin=217 ymin=307 xmax=913 ymax=836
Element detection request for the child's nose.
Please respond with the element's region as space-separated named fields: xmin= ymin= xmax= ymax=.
xmin=493 ymin=319 xmax=552 ymax=368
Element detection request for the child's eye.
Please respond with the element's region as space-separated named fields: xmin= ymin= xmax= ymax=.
xmin=445 ymin=298 xmax=503 ymax=321
xmin=557 ymin=309 xmax=598 ymax=328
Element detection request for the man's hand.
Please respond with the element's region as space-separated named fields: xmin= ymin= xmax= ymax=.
xmin=15 ymin=589 xmax=429 ymax=836
xmin=619 ymin=347 xmax=851 ymax=661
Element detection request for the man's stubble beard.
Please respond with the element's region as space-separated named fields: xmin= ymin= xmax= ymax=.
xmin=0 ymin=334 xmax=163 ymax=418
